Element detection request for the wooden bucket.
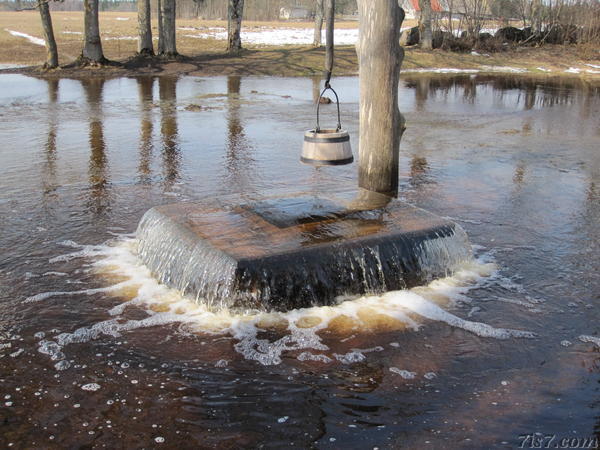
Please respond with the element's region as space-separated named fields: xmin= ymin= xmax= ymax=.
xmin=301 ymin=129 xmax=353 ymax=166
xmin=301 ymin=84 xmax=354 ymax=167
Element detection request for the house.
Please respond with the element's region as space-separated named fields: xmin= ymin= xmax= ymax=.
xmin=279 ymin=7 xmax=312 ymax=20
xmin=399 ymin=0 xmax=446 ymax=19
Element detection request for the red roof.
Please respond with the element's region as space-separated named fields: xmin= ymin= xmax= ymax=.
xmin=409 ymin=0 xmax=444 ymax=12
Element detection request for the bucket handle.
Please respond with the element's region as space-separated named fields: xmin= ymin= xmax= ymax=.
xmin=316 ymin=83 xmax=342 ymax=132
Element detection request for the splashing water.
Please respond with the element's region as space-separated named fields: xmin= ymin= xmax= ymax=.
xmin=29 ymin=235 xmax=535 ymax=367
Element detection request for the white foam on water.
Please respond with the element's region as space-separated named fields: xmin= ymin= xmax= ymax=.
xmin=81 ymin=383 xmax=101 ymax=391
xmin=32 ymin=236 xmax=535 ymax=368
xmin=4 ymin=29 xmax=46 ymax=46
xmin=24 ymin=281 xmax=131 ymax=303
xmin=389 ymin=367 xmax=416 ymax=379
xmin=297 ymin=352 xmax=333 ymax=363
xmin=50 ymin=241 xmax=115 ymax=263
xmin=579 ymin=335 xmax=600 ymax=347
xmin=495 ymin=296 xmax=543 ymax=313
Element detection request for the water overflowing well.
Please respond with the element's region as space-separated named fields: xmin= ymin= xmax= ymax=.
xmin=0 ymin=74 xmax=599 ymax=448
xmin=136 ymin=191 xmax=472 ymax=310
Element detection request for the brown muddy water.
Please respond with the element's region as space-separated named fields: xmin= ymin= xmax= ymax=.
xmin=0 ymin=73 xmax=598 ymax=449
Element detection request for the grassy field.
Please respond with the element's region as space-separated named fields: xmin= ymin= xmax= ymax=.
xmin=0 ymin=11 xmax=370 ymax=65
xmin=0 ymin=11 xmax=598 ymax=79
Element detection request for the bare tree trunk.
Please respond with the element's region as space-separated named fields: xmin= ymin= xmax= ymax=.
xmin=137 ymin=0 xmax=154 ymax=55
xmin=159 ymin=0 xmax=177 ymax=56
xmin=313 ymin=0 xmax=324 ymax=47
xmin=157 ymin=0 xmax=164 ymax=54
xmin=82 ymin=0 xmax=105 ymax=64
xmin=38 ymin=0 xmax=58 ymax=68
xmin=419 ymin=0 xmax=433 ymax=49
xmin=356 ymin=0 xmax=406 ymax=197
xmin=227 ymin=0 xmax=244 ymax=53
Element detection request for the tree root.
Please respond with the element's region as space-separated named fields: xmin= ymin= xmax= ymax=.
xmin=74 ymin=55 xmax=115 ymax=68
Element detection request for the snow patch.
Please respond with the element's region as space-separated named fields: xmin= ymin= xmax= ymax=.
xmin=183 ymin=26 xmax=359 ymax=46
xmin=5 ymin=29 xmax=45 ymax=46
xmin=0 ymin=63 xmax=27 ymax=70
xmin=104 ymin=36 xmax=137 ymax=41
xmin=480 ymin=65 xmax=528 ymax=73
xmin=403 ymin=68 xmax=480 ymax=74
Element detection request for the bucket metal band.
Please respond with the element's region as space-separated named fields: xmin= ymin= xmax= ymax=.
xmin=301 ymin=156 xmax=354 ymax=166
xmin=304 ymin=134 xmax=349 ymax=144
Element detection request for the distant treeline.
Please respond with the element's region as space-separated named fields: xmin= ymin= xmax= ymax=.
xmin=0 ymin=0 xmax=358 ymax=20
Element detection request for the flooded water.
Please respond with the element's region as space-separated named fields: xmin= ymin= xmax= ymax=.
xmin=0 ymin=73 xmax=598 ymax=448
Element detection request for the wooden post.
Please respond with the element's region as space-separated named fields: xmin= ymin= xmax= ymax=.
xmin=356 ymin=0 xmax=406 ymax=197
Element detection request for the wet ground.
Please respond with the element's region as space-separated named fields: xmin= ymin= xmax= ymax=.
xmin=0 ymin=73 xmax=599 ymax=448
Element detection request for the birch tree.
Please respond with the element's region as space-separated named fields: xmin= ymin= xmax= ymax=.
xmin=227 ymin=0 xmax=244 ymax=53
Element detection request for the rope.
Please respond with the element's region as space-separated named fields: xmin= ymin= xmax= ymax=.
xmin=315 ymin=0 xmax=341 ymax=132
